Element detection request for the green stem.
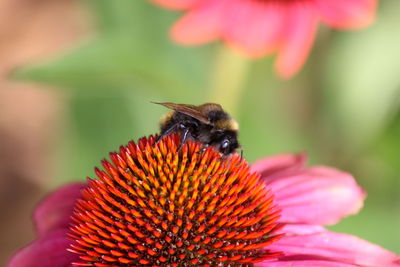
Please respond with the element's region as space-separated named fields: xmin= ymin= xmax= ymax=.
xmin=208 ymin=47 xmax=251 ymax=116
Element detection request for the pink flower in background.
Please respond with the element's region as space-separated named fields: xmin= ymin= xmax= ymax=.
xmin=8 ymin=136 xmax=399 ymax=266
xmin=150 ymin=0 xmax=377 ymax=78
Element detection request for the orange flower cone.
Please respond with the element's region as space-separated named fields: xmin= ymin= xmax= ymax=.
xmin=8 ymin=135 xmax=400 ymax=266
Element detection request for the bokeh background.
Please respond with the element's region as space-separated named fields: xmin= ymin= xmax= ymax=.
xmin=1 ymin=0 xmax=399 ymax=265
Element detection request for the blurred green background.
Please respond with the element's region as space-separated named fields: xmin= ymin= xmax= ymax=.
xmin=1 ymin=0 xmax=399 ymax=264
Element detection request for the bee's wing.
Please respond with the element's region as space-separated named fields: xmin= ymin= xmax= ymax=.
xmin=152 ymin=102 xmax=211 ymax=124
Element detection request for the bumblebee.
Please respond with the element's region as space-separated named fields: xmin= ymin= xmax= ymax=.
xmin=154 ymin=102 xmax=241 ymax=156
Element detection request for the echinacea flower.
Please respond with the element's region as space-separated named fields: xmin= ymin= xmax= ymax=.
xmin=8 ymin=134 xmax=399 ymax=266
xmin=150 ymin=0 xmax=377 ymax=78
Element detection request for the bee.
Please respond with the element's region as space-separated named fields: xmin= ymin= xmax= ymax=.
xmin=154 ymin=102 xmax=241 ymax=156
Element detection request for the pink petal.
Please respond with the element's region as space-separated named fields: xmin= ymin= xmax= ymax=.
xmin=8 ymin=229 xmax=78 ymax=267
xmin=262 ymin=227 xmax=400 ymax=267
xmin=170 ymin=0 xmax=226 ymax=45
xmin=34 ymin=183 xmax=86 ymax=236
xmin=259 ymin=261 xmax=356 ymax=267
xmin=267 ymin=167 xmax=365 ymax=225
xmin=150 ymin=0 xmax=200 ymax=10
xmin=251 ymin=153 xmax=307 ymax=182
xmin=223 ymin=1 xmax=287 ymax=58
xmin=315 ymin=0 xmax=377 ymax=29
xmin=275 ymin=2 xmax=318 ymax=79
xmin=277 ymin=224 xmax=326 ymax=235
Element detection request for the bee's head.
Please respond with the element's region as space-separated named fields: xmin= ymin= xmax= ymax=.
xmin=211 ymin=130 xmax=239 ymax=155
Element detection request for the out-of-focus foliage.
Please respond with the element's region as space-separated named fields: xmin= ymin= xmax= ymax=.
xmin=14 ymin=0 xmax=400 ymax=253
xmin=16 ymin=0 xmax=215 ymax=181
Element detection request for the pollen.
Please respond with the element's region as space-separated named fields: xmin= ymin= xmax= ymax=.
xmin=69 ymin=134 xmax=283 ymax=266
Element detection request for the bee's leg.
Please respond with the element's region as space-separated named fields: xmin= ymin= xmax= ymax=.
xmin=155 ymin=123 xmax=177 ymax=144
xmin=196 ymin=144 xmax=209 ymax=154
xmin=177 ymin=128 xmax=190 ymax=152
xmin=234 ymin=148 xmax=244 ymax=167
xmin=201 ymin=144 xmax=209 ymax=153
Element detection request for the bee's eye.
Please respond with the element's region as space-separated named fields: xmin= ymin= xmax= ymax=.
xmin=221 ymin=139 xmax=230 ymax=149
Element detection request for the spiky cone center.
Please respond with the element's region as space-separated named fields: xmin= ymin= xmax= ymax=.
xmin=69 ymin=134 xmax=283 ymax=266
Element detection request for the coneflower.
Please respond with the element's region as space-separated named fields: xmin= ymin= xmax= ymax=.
xmin=150 ymin=0 xmax=377 ymax=78
xmin=68 ymin=134 xmax=282 ymax=266
xmin=8 ymin=135 xmax=400 ymax=267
